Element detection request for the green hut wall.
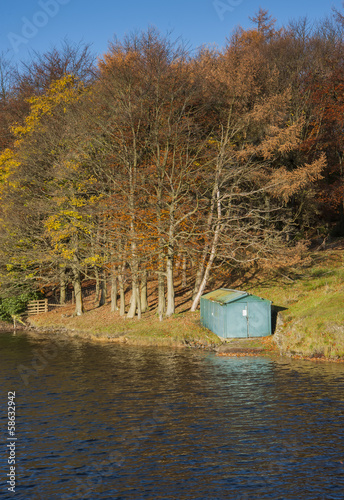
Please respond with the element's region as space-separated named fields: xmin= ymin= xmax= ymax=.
xmin=200 ymin=288 xmax=272 ymax=339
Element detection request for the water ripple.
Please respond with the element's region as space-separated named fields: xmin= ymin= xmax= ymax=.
xmin=0 ymin=331 xmax=344 ymax=499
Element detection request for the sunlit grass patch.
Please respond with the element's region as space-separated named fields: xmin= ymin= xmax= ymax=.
xmin=250 ymin=246 xmax=344 ymax=359
xmin=28 ymin=306 xmax=222 ymax=349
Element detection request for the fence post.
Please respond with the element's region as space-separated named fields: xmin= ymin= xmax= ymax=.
xmin=45 ymin=298 xmax=48 ymax=313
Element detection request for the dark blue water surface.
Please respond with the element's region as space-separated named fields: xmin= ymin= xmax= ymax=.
xmin=1 ymin=330 xmax=344 ymax=499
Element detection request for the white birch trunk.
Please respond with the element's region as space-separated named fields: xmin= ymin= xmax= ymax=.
xmin=166 ymin=247 xmax=175 ymax=317
xmin=191 ymin=189 xmax=222 ymax=311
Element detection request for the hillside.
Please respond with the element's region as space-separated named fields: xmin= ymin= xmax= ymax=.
xmin=247 ymin=239 xmax=344 ymax=360
xmin=26 ymin=239 xmax=344 ymax=361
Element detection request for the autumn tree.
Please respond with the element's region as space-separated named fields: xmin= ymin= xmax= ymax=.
xmin=255 ymin=10 xmax=344 ymax=236
xmin=297 ymin=14 xmax=344 ymax=234
xmin=0 ymin=74 xmax=97 ymax=315
xmin=189 ymin=14 xmax=326 ymax=310
xmin=92 ymin=28 xmax=207 ymax=318
xmin=0 ymin=41 xmax=96 ymax=166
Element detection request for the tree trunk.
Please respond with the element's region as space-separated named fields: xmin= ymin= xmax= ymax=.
xmin=94 ymin=266 xmax=100 ymax=305
xmin=127 ymin=156 xmax=140 ymax=319
xmin=157 ymin=266 xmax=165 ymax=321
xmin=191 ymin=185 xmax=218 ymax=300
xmin=111 ymin=269 xmax=118 ymax=312
xmin=192 ymin=258 xmax=206 ymax=301
xmin=127 ymin=261 xmax=141 ymax=319
xmin=190 ymin=228 xmax=221 ymax=311
xmin=127 ymin=283 xmax=136 ymax=319
xmin=191 ymin=189 xmax=222 ymax=312
xmin=136 ymin=282 xmax=141 ymax=319
xmin=59 ymin=267 xmax=66 ymax=305
xmin=98 ymin=269 xmax=107 ymax=307
xmin=72 ymin=266 xmax=84 ymax=316
xmin=165 ymin=204 xmax=175 ymax=318
xmin=118 ymin=273 xmax=125 ymax=316
xmin=166 ymin=247 xmax=175 ymax=317
xmin=181 ymin=255 xmax=187 ymax=288
xmin=71 ymin=235 xmax=84 ymax=316
xmin=140 ymin=269 xmax=148 ymax=313
xmin=127 ymin=281 xmax=141 ymax=319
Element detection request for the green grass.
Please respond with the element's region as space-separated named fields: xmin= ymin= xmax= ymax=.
xmin=248 ymin=246 xmax=344 ymax=359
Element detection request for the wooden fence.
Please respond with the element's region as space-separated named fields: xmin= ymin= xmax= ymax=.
xmin=27 ymin=299 xmax=68 ymax=315
xmin=27 ymin=299 xmax=49 ymax=316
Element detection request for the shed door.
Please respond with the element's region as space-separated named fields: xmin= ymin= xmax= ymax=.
xmin=247 ymin=301 xmax=269 ymax=337
xmin=225 ymin=302 xmax=248 ymax=338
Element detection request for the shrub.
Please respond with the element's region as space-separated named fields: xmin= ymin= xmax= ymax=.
xmin=0 ymin=291 xmax=43 ymax=322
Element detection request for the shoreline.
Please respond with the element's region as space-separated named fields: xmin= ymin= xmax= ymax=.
xmin=0 ymin=283 xmax=344 ymax=363
xmin=3 ymin=320 xmax=343 ymax=362
xmin=23 ymin=324 xmax=216 ymax=350
xmin=1 ymin=240 xmax=342 ymax=361
xmin=10 ymin=318 xmax=342 ymax=363
xmin=25 ymin=309 xmax=224 ymax=351
xmin=25 ymin=323 xmax=344 ymax=363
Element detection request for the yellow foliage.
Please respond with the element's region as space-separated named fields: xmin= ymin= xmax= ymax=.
xmin=11 ymin=74 xmax=86 ymax=139
xmin=207 ymin=137 xmax=219 ymax=145
xmin=0 ymin=148 xmax=20 ymax=183
xmin=61 ymin=209 xmax=83 ymax=220
xmin=70 ymin=197 xmax=86 ymax=207
xmin=60 ymin=248 xmax=75 ymax=260
xmin=84 ymin=255 xmax=104 ymax=265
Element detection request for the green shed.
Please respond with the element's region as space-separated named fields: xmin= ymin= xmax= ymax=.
xmin=200 ymin=288 xmax=272 ymax=339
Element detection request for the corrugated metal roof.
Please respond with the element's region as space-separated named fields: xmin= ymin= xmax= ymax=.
xmin=201 ymin=288 xmax=249 ymax=305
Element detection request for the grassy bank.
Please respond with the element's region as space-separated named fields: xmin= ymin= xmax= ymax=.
xmin=27 ymin=305 xmax=223 ymax=349
xmin=246 ymin=242 xmax=344 ymax=360
xmin=27 ymin=305 xmax=282 ymax=356
xmin=27 ymin=241 xmax=344 ymax=360
xmin=27 ymin=307 xmax=280 ymax=356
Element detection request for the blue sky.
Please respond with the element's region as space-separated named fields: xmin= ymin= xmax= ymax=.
xmin=1 ymin=0 xmax=343 ymax=66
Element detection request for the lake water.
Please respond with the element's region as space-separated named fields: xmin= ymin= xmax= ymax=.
xmin=1 ymin=330 xmax=344 ymax=499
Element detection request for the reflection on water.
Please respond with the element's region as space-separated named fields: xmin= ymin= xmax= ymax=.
xmin=1 ymin=330 xmax=344 ymax=499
